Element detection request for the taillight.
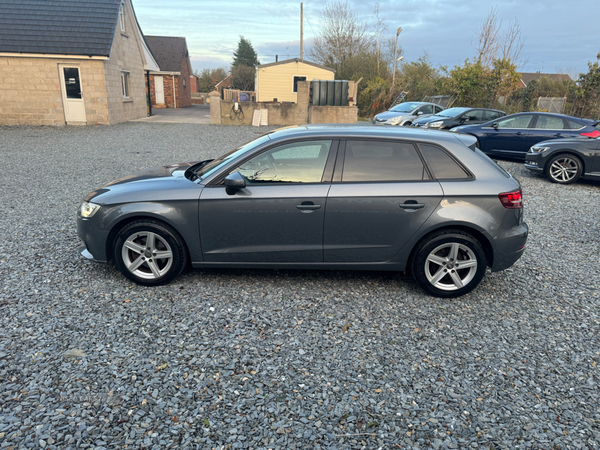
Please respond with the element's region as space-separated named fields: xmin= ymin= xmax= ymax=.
xmin=498 ymin=189 xmax=523 ymax=209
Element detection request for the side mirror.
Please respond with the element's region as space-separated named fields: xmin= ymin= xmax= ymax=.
xmin=416 ymin=111 xmax=424 ymax=116
xmin=491 ymin=122 xmax=499 ymax=129
xmin=224 ymin=172 xmax=246 ymax=195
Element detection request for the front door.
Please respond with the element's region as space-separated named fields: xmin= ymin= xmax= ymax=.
xmin=59 ymin=66 xmax=86 ymax=124
xmin=199 ymin=140 xmax=336 ymax=262
xmin=155 ymin=76 xmax=165 ymax=104
xmin=479 ymin=114 xmax=535 ymax=158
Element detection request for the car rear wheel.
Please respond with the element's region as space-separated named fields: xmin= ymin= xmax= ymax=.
xmin=411 ymin=230 xmax=486 ymax=298
xmin=547 ymin=153 xmax=582 ymax=184
xmin=114 ymin=220 xmax=187 ymax=286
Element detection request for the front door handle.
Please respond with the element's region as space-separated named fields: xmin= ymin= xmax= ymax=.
xmin=296 ymin=201 xmax=321 ymax=213
xmin=515 ymin=131 xmax=524 ymax=135
xmin=554 ymin=133 xmax=564 ymax=137
xmin=400 ymin=202 xmax=425 ymax=210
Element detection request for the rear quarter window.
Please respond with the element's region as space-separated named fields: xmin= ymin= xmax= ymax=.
xmin=419 ymin=144 xmax=471 ymax=180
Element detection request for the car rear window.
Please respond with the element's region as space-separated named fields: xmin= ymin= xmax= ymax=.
xmin=419 ymin=144 xmax=471 ymax=180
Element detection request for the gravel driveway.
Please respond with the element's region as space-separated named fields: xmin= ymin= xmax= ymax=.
xmin=1 ymin=123 xmax=599 ymax=449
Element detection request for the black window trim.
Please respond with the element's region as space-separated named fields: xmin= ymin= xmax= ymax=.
xmin=417 ymin=142 xmax=475 ymax=181
xmin=207 ymin=138 xmax=340 ymax=187
xmin=332 ymin=138 xmax=436 ymax=184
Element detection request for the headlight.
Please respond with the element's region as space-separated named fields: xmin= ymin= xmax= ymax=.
xmin=80 ymin=201 xmax=100 ymax=218
xmin=426 ymin=121 xmax=444 ymax=128
xmin=387 ymin=116 xmax=403 ymax=124
xmin=529 ymin=146 xmax=550 ymax=153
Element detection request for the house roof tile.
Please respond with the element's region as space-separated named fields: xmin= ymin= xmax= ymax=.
xmin=145 ymin=36 xmax=189 ymax=73
xmin=0 ymin=0 xmax=122 ymax=57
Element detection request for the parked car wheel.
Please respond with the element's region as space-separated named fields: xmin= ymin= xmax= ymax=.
xmin=411 ymin=230 xmax=486 ymax=298
xmin=403 ymin=122 xmax=412 ymax=127
xmin=547 ymin=153 xmax=583 ymax=184
xmin=114 ymin=220 xmax=187 ymax=286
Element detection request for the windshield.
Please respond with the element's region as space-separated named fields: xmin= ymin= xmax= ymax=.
xmin=389 ymin=102 xmax=422 ymax=113
xmin=195 ymin=134 xmax=271 ymax=180
xmin=435 ymin=107 xmax=469 ymax=118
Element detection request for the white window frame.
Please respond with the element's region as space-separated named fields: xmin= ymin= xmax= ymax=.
xmin=121 ymin=71 xmax=131 ymax=99
xmin=119 ymin=5 xmax=125 ymax=32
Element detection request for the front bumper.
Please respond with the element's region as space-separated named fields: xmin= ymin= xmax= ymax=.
xmin=77 ymin=216 xmax=109 ymax=263
xmin=524 ymin=159 xmax=544 ymax=173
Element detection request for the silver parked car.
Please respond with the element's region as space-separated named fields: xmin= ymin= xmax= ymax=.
xmin=373 ymin=102 xmax=444 ymax=126
xmin=77 ymin=126 xmax=528 ymax=298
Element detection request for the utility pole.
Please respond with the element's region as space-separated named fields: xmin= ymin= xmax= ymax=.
xmin=393 ymin=27 xmax=402 ymax=86
xmin=300 ymin=2 xmax=303 ymax=61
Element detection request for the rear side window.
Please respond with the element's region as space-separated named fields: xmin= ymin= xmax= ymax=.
xmin=419 ymin=144 xmax=471 ymax=180
xmin=535 ymin=115 xmax=566 ymax=129
xmin=567 ymin=120 xmax=584 ymax=130
xmin=342 ymin=140 xmax=429 ymax=182
xmin=485 ymin=110 xmax=503 ymax=120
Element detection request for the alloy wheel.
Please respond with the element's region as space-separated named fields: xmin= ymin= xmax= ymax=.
xmin=424 ymin=242 xmax=478 ymax=291
xmin=121 ymin=231 xmax=173 ymax=280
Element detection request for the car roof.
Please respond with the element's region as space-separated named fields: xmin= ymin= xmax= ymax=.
xmin=506 ymin=111 xmax=588 ymax=122
xmin=265 ymin=124 xmax=464 ymax=145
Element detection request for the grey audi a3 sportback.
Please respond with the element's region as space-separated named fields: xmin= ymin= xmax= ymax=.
xmin=77 ymin=125 xmax=528 ymax=298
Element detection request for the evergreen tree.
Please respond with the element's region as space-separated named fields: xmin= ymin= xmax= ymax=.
xmin=232 ymin=36 xmax=260 ymax=67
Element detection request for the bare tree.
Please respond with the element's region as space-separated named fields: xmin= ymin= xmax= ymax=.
xmin=308 ymin=1 xmax=371 ymax=73
xmin=500 ymin=19 xmax=525 ymax=67
xmin=373 ymin=1 xmax=386 ymax=75
xmin=475 ymin=7 xmax=525 ymax=68
xmin=475 ymin=7 xmax=501 ymax=68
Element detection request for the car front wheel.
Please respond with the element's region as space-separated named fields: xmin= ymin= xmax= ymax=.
xmin=114 ymin=220 xmax=187 ymax=286
xmin=411 ymin=230 xmax=487 ymax=298
xmin=547 ymin=153 xmax=582 ymax=184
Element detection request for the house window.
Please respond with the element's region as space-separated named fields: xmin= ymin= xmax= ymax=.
xmin=119 ymin=5 xmax=125 ymax=32
xmin=293 ymin=76 xmax=307 ymax=93
xmin=121 ymin=71 xmax=130 ymax=98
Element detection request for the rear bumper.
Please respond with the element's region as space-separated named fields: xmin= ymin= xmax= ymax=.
xmin=491 ymin=222 xmax=528 ymax=272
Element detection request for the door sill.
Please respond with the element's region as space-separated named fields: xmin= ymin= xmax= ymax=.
xmin=66 ymin=121 xmax=87 ymax=126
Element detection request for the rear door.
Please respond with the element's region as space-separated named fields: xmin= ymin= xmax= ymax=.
xmin=323 ymin=139 xmax=443 ymax=263
xmin=528 ymin=115 xmax=574 ymax=147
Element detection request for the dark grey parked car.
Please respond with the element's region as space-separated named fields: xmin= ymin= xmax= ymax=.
xmin=78 ymin=126 xmax=528 ymax=298
xmin=525 ymin=136 xmax=600 ymax=184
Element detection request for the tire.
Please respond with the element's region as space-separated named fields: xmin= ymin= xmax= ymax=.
xmin=411 ymin=230 xmax=487 ymax=298
xmin=403 ymin=122 xmax=412 ymax=127
xmin=546 ymin=153 xmax=582 ymax=184
xmin=113 ymin=220 xmax=187 ymax=286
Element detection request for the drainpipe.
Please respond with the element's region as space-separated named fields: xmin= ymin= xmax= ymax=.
xmin=146 ymin=70 xmax=152 ymax=116
xmin=172 ymin=75 xmax=177 ymax=109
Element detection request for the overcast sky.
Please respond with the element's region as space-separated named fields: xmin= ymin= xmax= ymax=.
xmin=134 ymin=0 xmax=599 ymax=79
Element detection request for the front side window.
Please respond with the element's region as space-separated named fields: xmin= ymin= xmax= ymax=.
xmin=342 ymin=140 xmax=428 ymax=182
xmin=121 ymin=71 xmax=130 ymax=98
xmin=535 ymin=115 xmax=566 ymax=129
xmin=235 ymin=140 xmax=332 ymax=184
xmin=496 ymin=114 xmax=533 ymax=129
xmin=419 ymin=105 xmax=434 ymax=115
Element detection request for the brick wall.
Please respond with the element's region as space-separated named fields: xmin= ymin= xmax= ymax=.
xmin=0 ymin=57 xmax=109 ymax=126
xmin=176 ymin=54 xmax=192 ymax=108
xmin=149 ymin=74 xmax=175 ymax=108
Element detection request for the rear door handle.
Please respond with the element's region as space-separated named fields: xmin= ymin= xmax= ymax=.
xmin=400 ymin=202 xmax=425 ymax=210
xmin=554 ymin=133 xmax=564 ymax=137
xmin=515 ymin=131 xmax=524 ymax=135
xmin=296 ymin=201 xmax=321 ymax=213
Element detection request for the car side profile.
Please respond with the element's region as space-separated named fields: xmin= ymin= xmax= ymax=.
xmin=452 ymin=112 xmax=600 ymax=160
xmin=77 ymin=126 xmax=528 ymax=298
xmin=525 ymin=136 xmax=600 ymax=184
xmin=412 ymin=107 xmax=505 ymax=130
xmin=373 ymin=102 xmax=444 ymax=126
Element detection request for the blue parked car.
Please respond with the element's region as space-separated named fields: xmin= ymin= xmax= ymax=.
xmin=451 ymin=112 xmax=600 ymax=160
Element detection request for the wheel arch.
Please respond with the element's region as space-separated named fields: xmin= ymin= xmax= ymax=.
xmin=544 ymin=150 xmax=585 ymax=174
xmin=407 ymin=224 xmax=494 ymax=272
xmin=105 ymin=214 xmax=192 ymax=265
